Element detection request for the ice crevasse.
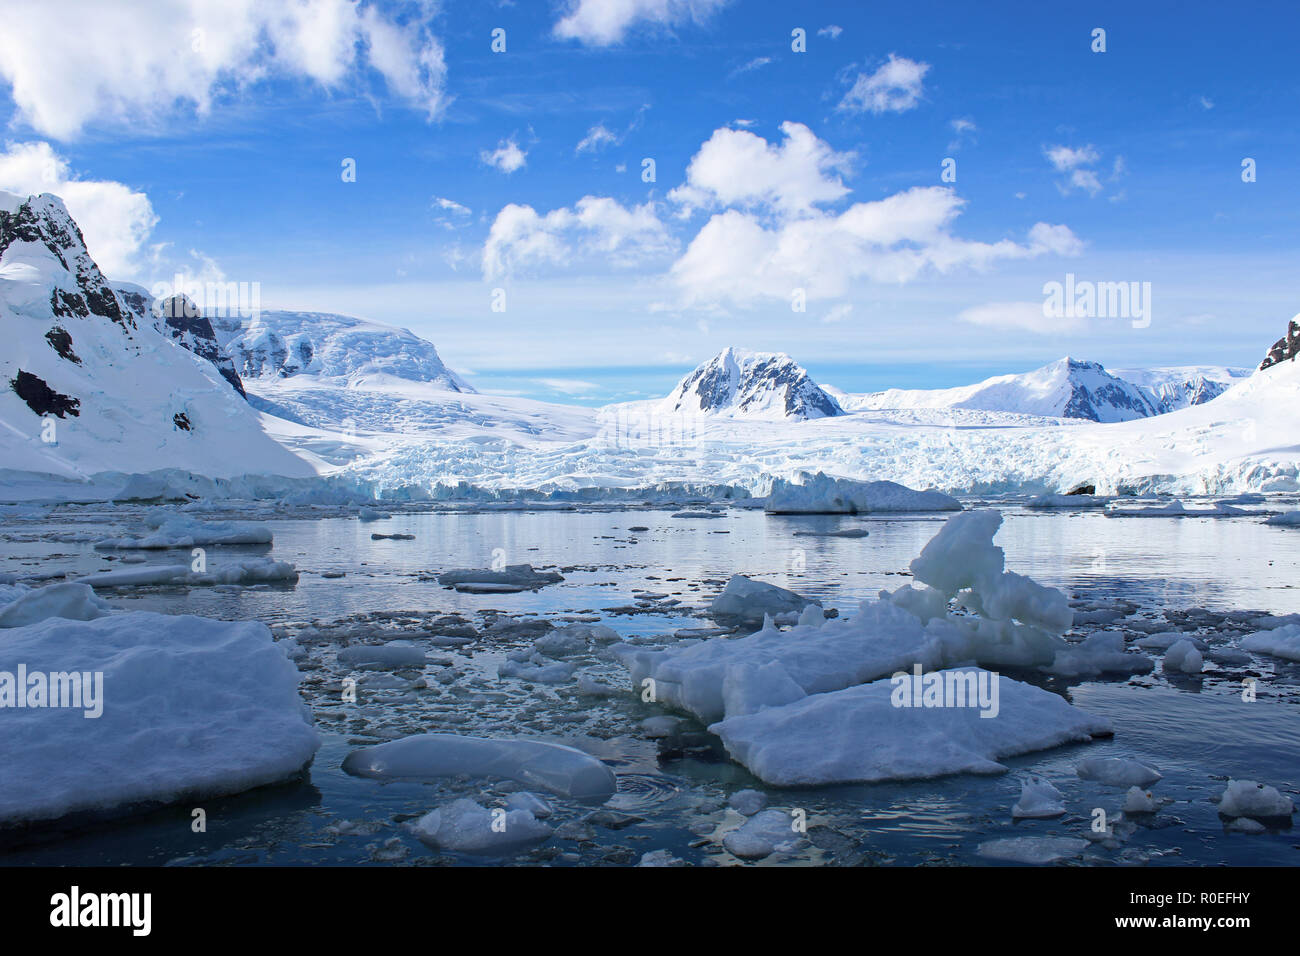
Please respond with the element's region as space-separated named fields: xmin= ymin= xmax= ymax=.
xmin=616 ymin=509 xmax=1115 ymax=786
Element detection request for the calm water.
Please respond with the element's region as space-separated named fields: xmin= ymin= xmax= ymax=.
xmin=2 ymin=501 xmax=1299 ymax=866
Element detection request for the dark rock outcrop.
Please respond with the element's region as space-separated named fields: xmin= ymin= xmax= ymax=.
xmin=1260 ymin=318 xmax=1300 ymax=371
xmin=11 ymin=370 xmax=80 ymax=418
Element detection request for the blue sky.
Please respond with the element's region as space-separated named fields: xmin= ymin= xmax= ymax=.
xmin=1 ymin=0 xmax=1297 ymax=403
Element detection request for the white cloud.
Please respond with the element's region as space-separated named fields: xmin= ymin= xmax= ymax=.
xmin=668 ymin=121 xmax=854 ymax=218
xmin=483 ymin=196 xmax=675 ymax=279
xmin=553 ymin=0 xmax=732 ymax=46
xmin=535 ymin=377 xmax=599 ymax=394
xmin=838 ymin=54 xmax=929 ymax=114
xmin=1045 ymin=144 xmax=1116 ymax=198
xmin=1045 ymin=145 xmax=1101 ymax=172
xmin=958 ymin=300 xmax=1086 ymax=334
xmin=818 ymin=25 xmax=843 ymax=39
xmin=1199 ymin=95 xmax=1214 ymax=110
xmin=481 ymin=138 xmax=528 ymax=174
xmin=948 ymin=117 xmax=977 ymax=151
xmin=670 ymin=186 xmax=1082 ymax=306
xmin=729 ymin=56 xmax=772 ymax=78
xmin=576 ymin=124 xmax=618 ymax=154
xmin=822 ymin=303 xmax=853 ymax=324
xmin=0 ymin=141 xmax=157 ymax=278
xmin=433 ymin=196 xmax=471 ymax=215
xmin=0 ymin=0 xmax=448 ymax=140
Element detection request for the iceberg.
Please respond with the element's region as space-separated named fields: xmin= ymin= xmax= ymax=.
xmin=1217 ymin=779 xmax=1293 ymax=818
xmin=708 ymin=574 xmax=820 ymax=625
xmin=765 ymin=472 xmax=961 ymax=514
xmin=93 ymin=516 xmax=272 ymax=550
xmin=76 ymin=557 xmax=299 ymax=588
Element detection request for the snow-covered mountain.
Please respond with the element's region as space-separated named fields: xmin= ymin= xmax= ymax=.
xmin=111 ymin=285 xmax=247 ymax=398
xmin=1111 ymin=366 xmax=1249 ymax=414
xmin=215 ymin=311 xmax=473 ymax=392
xmin=659 ymin=347 xmax=843 ymax=420
xmin=832 ymin=357 xmax=1241 ymax=423
xmin=0 ymin=191 xmax=311 ymax=481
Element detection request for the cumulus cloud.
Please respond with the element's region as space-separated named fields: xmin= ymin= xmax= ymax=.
xmin=481 ymin=138 xmax=528 ymax=174
xmin=0 ymin=141 xmax=157 ymax=277
xmin=1044 ymin=144 xmax=1118 ymax=197
xmin=670 ymin=186 xmax=1083 ymax=306
xmin=576 ymin=124 xmax=618 ymax=154
xmin=553 ymin=0 xmax=732 ymax=46
xmin=818 ymin=25 xmax=843 ymax=39
xmin=668 ymin=121 xmax=854 ymax=218
xmin=0 ymin=0 xmax=448 ymax=140
xmin=483 ymin=196 xmax=676 ymax=279
xmin=838 ymin=54 xmax=929 ymax=114
xmin=959 ymin=300 xmax=1086 ymax=334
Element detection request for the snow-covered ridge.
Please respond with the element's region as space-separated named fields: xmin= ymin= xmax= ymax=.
xmin=830 ymin=357 xmax=1240 ymax=423
xmin=659 ymin=346 xmax=843 ymax=420
xmin=216 ymin=310 xmax=473 ymax=391
xmin=0 ymin=191 xmax=312 ymax=480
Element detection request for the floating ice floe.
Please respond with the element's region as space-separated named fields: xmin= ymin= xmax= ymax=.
xmin=723 ymin=808 xmax=802 ymax=859
xmin=436 ymin=564 xmax=564 ymax=593
xmin=0 ymin=582 xmax=110 ymax=628
xmin=1163 ymin=638 xmax=1204 ymax=674
xmin=1264 ymin=510 xmax=1300 ymax=526
xmin=792 ymin=527 xmax=870 ymax=537
xmin=977 ymin=836 xmax=1089 ymax=864
xmin=1241 ymin=624 xmax=1300 ymax=661
xmin=728 ymin=789 xmax=768 ymax=816
xmin=341 ymin=733 xmax=617 ymax=803
xmin=498 ymin=658 xmax=575 ymax=683
xmin=0 ymin=611 xmax=319 ymax=825
xmin=1105 ymin=500 xmax=1251 ymax=519
xmin=93 ymin=516 xmax=273 ymax=550
xmin=1075 ymin=756 xmax=1162 ymax=788
xmin=357 ymin=507 xmax=390 ymax=522
xmin=710 ymin=668 xmax=1111 ymax=786
xmin=765 ymin=472 xmax=961 ymax=514
xmin=338 ymin=641 xmax=428 ymax=667
xmin=1025 ymin=494 xmax=1109 ymax=509
xmin=1122 ymin=786 xmax=1161 ymax=814
xmin=1013 ymin=776 xmax=1067 ymax=818
xmin=1217 ymin=779 xmax=1294 ymax=818
xmin=76 ymin=557 xmax=299 ymax=588
xmin=1047 ymin=631 xmax=1153 ymax=678
xmin=708 ymin=574 xmax=821 ymax=626
xmin=409 ymin=798 xmax=552 ymax=855
xmin=621 ymin=510 xmax=1112 ymax=784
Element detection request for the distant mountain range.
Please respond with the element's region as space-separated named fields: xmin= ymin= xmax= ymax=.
xmin=658 ymin=346 xmax=843 ymax=421
xmin=825 ymin=357 xmax=1249 ymax=423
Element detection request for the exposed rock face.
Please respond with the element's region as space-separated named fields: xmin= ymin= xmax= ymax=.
xmin=10 ymin=370 xmax=79 ymax=418
xmin=0 ymin=195 xmax=134 ymax=330
xmin=155 ymin=295 xmax=247 ymax=398
xmin=662 ymin=347 xmax=844 ymax=420
xmin=1260 ymin=317 xmax=1300 ymax=371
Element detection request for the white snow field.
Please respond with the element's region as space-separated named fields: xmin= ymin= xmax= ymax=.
xmin=619 ymin=510 xmax=1116 ymax=783
xmin=327 ymin=358 xmax=1300 ymax=499
xmin=0 ymin=587 xmax=319 ymax=825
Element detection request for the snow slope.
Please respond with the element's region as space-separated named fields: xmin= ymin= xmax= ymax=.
xmin=217 ymin=310 xmax=473 ymax=390
xmin=0 ymin=192 xmax=313 ymax=481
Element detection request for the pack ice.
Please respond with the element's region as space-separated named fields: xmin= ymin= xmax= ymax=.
xmin=0 ymin=589 xmax=319 ymax=825
xmin=619 ymin=509 xmax=1113 ymax=784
